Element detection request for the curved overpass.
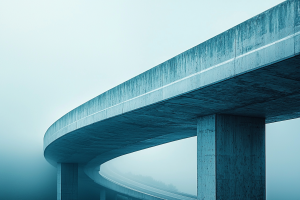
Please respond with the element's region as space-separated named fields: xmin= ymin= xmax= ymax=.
xmin=99 ymin=167 xmax=196 ymax=200
xmin=44 ymin=1 xmax=300 ymax=199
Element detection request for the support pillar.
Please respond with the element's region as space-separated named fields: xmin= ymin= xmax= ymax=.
xmin=100 ymin=188 xmax=106 ymax=200
xmin=57 ymin=163 xmax=78 ymax=200
xmin=197 ymin=114 xmax=265 ymax=200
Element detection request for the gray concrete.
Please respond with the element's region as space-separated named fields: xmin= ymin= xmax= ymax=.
xmin=57 ymin=163 xmax=78 ymax=200
xmin=197 ymin=115 xmax=265 ymax=200
xmin=43 ymin=0 xmax=300 ymax=199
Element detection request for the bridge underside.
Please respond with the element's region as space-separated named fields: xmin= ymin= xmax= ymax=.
xmin=45 ymin=54 xmax=300 ymax=165
xmin=43 ymin=1 xmax=300 ymax=198
xmin=45 ymin=52 xmax=300 ymax=199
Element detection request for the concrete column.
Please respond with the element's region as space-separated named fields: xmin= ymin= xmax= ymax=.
xmin=57 ymin=163 xmax=78 ymax=200
xmin=197 ymin=114 xmax=265 ymax=200
xmin=100 ymin=188 xmax=106 ymax=200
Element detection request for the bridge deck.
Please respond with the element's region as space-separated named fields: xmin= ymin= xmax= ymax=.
xmin=44 ymin=1 xmax=300 ymax=199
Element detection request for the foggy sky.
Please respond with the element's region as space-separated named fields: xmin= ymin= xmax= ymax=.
xmin=1 ymin=0 xmax=299 ymax=199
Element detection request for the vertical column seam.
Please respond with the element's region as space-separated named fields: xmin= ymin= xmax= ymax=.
xmin=215 ymin=114 xmax=217 ymax=200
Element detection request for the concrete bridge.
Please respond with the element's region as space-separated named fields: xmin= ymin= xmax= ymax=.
xmin=44 ymin=0 xmax=300 ymax=199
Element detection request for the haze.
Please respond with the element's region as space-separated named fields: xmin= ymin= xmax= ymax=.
xmin=1 ymin=0 xmax=299 ymax=199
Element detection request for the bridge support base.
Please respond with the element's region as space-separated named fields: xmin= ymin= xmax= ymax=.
xmin=197 ymin=114 xmax=265 ymax=200
xmin=57 ymin=163 xmax=78 ymax=200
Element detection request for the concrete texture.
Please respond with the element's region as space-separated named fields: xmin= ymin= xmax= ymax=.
xmin=197 ymin=115 xmax=265 ymax=200
xmin=43 ymin=0 xmax=300 ymax=199
xmin=57 ymin=163 xmax=78 ymax=200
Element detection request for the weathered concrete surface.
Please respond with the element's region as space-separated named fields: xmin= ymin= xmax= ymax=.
xmin=57 ymin=163 xmax=78 ymax=200
xmin=44 ymin=0 xmax=300 ymax=199
xmin=197 ymin=115 xmax=265 ymax=200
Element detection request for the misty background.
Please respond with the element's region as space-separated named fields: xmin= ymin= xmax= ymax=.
xmin=1 ymin=0 xmax=299 ymax=199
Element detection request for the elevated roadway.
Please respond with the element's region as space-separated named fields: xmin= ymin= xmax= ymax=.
xmin=44 ymin=1 xmax=300 ymax=199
